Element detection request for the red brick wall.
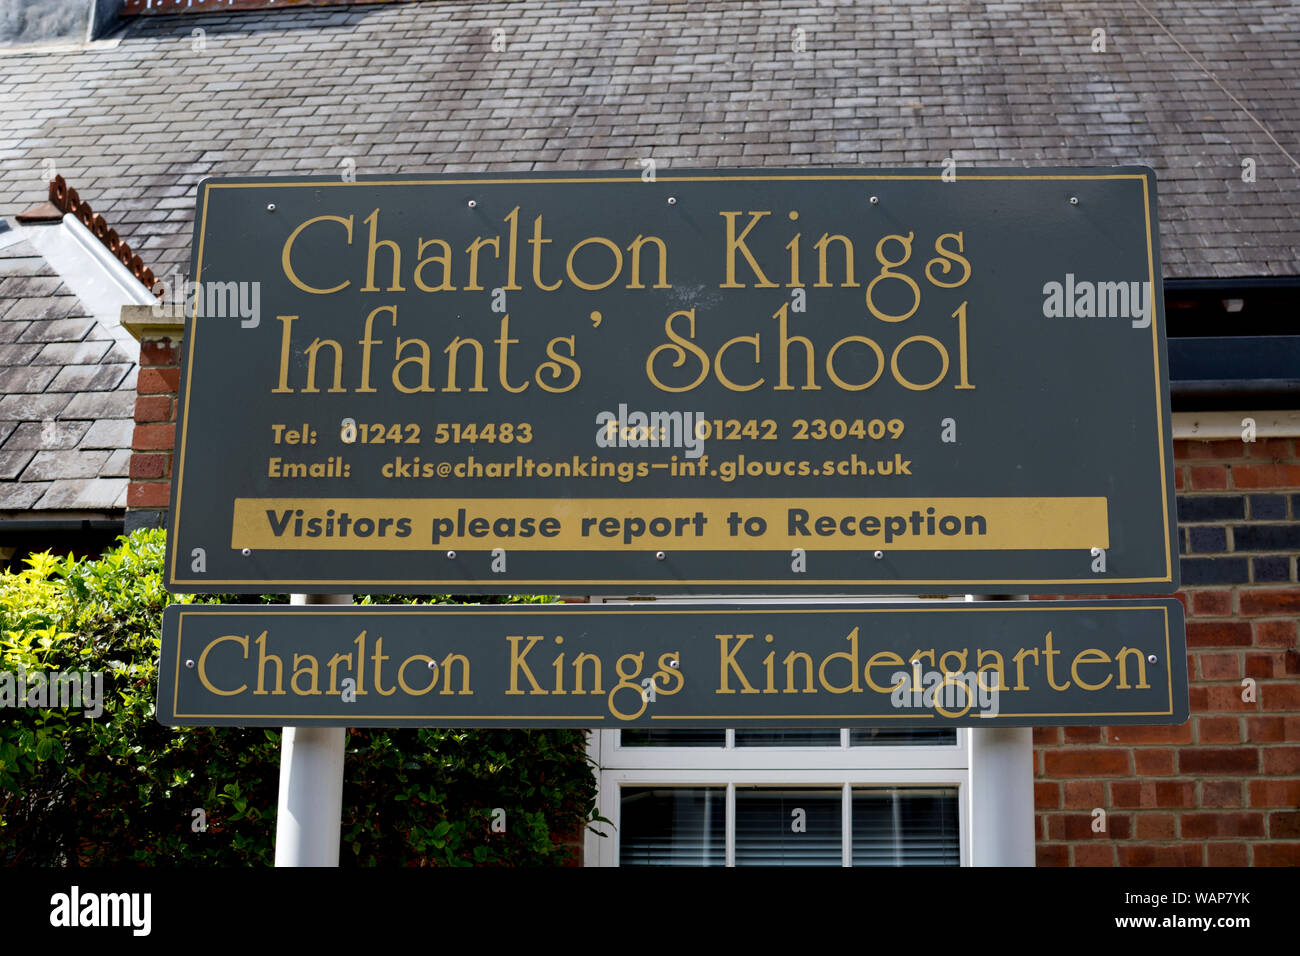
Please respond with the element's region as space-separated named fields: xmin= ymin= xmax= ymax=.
xmin=1035 ymin=438 xmax=1300 ymax=866
xmin=127 ymin=336 xmax=179 ymax=514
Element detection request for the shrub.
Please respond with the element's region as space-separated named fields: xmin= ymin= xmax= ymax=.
xmin=0 ymin=529 xmax=600 ymax=866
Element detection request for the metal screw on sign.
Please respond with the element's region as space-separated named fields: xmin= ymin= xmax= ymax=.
xmin=266 ymin=203 xmax=276 ymax=212
xmin=185 ymin=660 xmax=195 ymax=669
xmin=1147 ymin=655 xmax=1158 ymax=664
xmin=874 ymin=550 xmax=884 ymax=559
xmin=446 ymin=550 xmax=456 ymax=559
xmin=1069 ymin=197 xmax=1079 ymax=205
xmin=467 ymin=199 xmax=477 ymax=208
xmin=241 ymin=548 xmax=252 ymax=557
xmin=869 ymin=195 xmax=879 ymax=205
xmin=667 ymin=197 xmax=677 ymax=205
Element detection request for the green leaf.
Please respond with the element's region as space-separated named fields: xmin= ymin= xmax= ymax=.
xmin=35 ymin=735 xmax=56 ymax=761
xmin=0 ymin=528 xmax=595 ymax=867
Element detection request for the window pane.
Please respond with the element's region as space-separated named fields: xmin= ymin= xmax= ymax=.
xmin=850 ymin=728 xmax=957 ymax=746
xmin=735 ymin=788 xmax=841 ymax=866
xmin=734 ymin=729 xmax=841 ymax=747
xmin=852 ymin=788 xmax=960 ymax=866
xmin=619 ymin=788 xmax=725 ymax=866
xmin=619 ymin=729 xmax=726 ymax=748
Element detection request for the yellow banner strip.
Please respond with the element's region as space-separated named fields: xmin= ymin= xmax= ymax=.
xmin=231 ymin=497 xmax=1108 ymax=552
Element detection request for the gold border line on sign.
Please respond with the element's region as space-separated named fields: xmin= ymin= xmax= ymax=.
xmin=172 ymin=610 xmax=182 ymax=719
xmin=169 ymin=576 xmax=1173 ymax=587
xmin=169 ymin=714 xmax=611 ymax=721
xmin=194 ymin=173 xmax=1153 ymax=188
xmin=1164 ymin=604 xmax=1174 ymax=708
xmin=651 ymin=713 xmax=1172 ymax=719
xmin=168 ymin=180 xmax=210 ymax=586
xmin=1142 ymin=174 xmax=1174 ymax=583
xmin=165 ymin=603 xmax=1179 ymax=721
xmin=170 ymin=604 xmax=1175 ymax=616
xmin=167 ymin=172 xmax=1172 ymax=589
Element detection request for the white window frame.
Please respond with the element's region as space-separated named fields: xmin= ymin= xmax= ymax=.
xmin=587 ymin=737 xmax=971 ymax=867
xmin=583 ymin=595 xmax=976 ymax=867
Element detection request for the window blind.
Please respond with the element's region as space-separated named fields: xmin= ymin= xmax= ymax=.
xmin=734 ymin=788 xmax=842 ymax=866
xmin=734 ymin=729 xmax=842 ymax=747
xmin=618 ymin=786 xmax=961 ymax=866
xmin=620 ymin=729 xmax=726 ymax=748
xmin=851 ymin=788 xmax=960 ymax=866
xmin=619 ymin=787 xmax=726 ymax=866
xmin=849 ymin=728 xmax=957 ymax=746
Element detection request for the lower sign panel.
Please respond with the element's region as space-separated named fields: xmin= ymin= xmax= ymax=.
xmin=157 ymin=601 xmax=1187 ymax=728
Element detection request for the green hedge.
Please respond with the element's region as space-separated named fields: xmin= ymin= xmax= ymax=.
xmin=0 ymin=529 xmax=601 ymax=866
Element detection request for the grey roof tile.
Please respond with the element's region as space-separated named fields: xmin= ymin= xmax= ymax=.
xmin=0 ymin=322 xmax=30 ymax=343
xmin=0 ymin=294 xmax=80 ymax=322
xmin=100 ymin=448 xmax=130 ymax=478
xmin=22 ymin=450 xmax=111 ymax=482
xmin=0 ymin=449 xmax=33 ymax=480
xmin=0 ymin=275 xmax=66 ymax=298
xmin=0 ymin=480 xmax=51 ymax=509
xmin=33 ymin=340 xmax=113 ymax=366
xmin=15 ymin=318 xmax=94 ymax=343
xmin=0 ymin=254 xmax=55 ymax=278
xmin=57 ymin=391 xmax=136 ymax=420
xmin=0 ymin=393 xmax=73 ymax=421
xmin=46 ymin=363 xmax=131 ymax=393
xmin=104 ymin=343 xmax=135 ymax=365
xmin=0 ymin=343 xmax=42 ymax=365
xmin=3 ymin=420 xmax=91 ymax=451
xmin=80 ymin=419 xmax=134 ymax=450
xmin=35 ymin=478 xmax=127 ymax=511
xmin=0 ymin=365 xmax=59 ymax=394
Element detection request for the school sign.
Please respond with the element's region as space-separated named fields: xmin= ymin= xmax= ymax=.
xmin=164 ymin=168 xmax=1177 ymax=593
xmin=157 ymin=601 xmax=1188 ymax=728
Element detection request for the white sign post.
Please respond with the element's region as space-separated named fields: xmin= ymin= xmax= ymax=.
xmin=273 ymin=592 xmax=349 ymax=867
xmin=967 ymin=594 xmax=1034 ymax=866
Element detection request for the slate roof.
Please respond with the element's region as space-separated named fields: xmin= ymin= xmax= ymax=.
xmin=0 ymin=1 xmax=1296 ymax=281
xmin=0 ymin=226 xmax=134 ymax=513
xmin=0 ymin=0 xmax=1296 ymax=505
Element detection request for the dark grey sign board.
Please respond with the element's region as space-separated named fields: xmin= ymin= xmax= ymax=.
xmin=157 ymin=601 xmax=1187 ymax=728
xmin=165 ymin=168 xmax=1176 ymax=594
